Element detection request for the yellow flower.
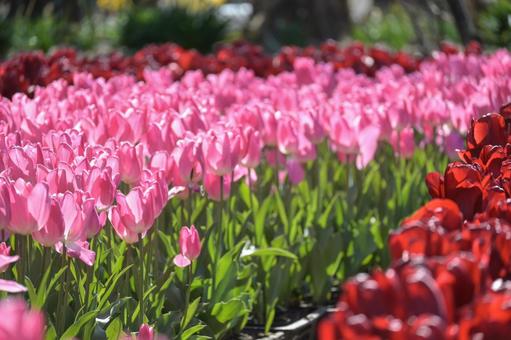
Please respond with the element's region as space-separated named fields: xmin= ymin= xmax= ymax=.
xmin=97 ymin=0 xmax=131 ymax=12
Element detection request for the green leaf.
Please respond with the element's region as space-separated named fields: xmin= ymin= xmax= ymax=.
xmin=24 ymin=277 xmax=37 ymax=307
xmin=106 ymin=318 xmax=122 ymax=340
xmin=181 ymin=324 xmax=206 ymax=340
xmin=182 ymin=297 xmax=201 ymax=329
xmin=254 ymin=196 xmax=272 ymax=246
xmin=61 ymin=310 xmax=98 ymax=339
xmin=38 ymin=265 xmax=66 ymax=309
xmin=273 ymin=191 xmax=289 ymax=229
xmin=211 ymin=298 xmax=248 ymax=324
xmin=98 ymin=264 xmax=132 ymax=310
xmin=245 ymin=247 xmax=298 ymax=261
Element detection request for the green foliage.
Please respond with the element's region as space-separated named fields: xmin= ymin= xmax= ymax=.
xmin=120 ymin=6 xmax=227 ymax=53
xmin=478 ymin=0 xmax=511 ymax=48
xmin=5 ymin=142 xmax=447 ymax=339
xmin=352 ymin=4 xmax=415 ymax=50
xmin=0 ymin=11 xmax=122 ymax=57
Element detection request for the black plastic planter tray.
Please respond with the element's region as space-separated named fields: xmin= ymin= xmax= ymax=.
xmin=234 ymin=307 xmax=327 ymax=340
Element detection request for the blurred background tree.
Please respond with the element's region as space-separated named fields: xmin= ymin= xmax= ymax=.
xmin=0 ymin=0 xmax=509 ymax=59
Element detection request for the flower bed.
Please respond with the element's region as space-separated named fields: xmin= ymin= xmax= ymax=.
xmin=318 ymin=105 xmax=511 ymax=339
xmin=0 ymin=40 xmax=425 ymax=98
xmin=0 ymin=46 xmax=508 ymax=339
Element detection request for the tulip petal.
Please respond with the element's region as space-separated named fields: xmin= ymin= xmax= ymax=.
xmin=173 ymin=254 xmax=191 ymax=268
xmin=0 ymin=279 xmax=27 ymax=293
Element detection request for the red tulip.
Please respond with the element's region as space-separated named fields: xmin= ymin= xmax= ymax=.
xmin=466 ymin=113 xmax=507 ymax=157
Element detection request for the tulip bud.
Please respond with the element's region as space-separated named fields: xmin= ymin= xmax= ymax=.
xmin=173 ymin=225 xmax=201 ymax=268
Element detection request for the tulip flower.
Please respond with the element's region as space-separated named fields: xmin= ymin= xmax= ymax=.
xmin=172 ymin=138 xmax=203 ymax=185
xmin=87 ymin=167 xmax=117 ymax=210
xmin=0 ymin=244 xmax=27 ymax=293
xmin=109 ymin=186 xmax=158 ymax=242
xmin=173 ymin=225 xmax=201 ymax=268
xmin=0 ymin=242 xmax=18 ymax=273
xmin=8 ymin=180 xmax=51 ymax=235
xmin=240 ymin=127 xmax=261 ymax=169
xmin=32 ymin=198 xmax=64 ymax=247
xmin=0 ymin=181 xmax=10 ymax=230
xmin=203 ymin=172 xmax=231 ymax=202
xmin=121 ymin=323 xmax=167 ymax=340
xmin=202 ymin=130 xmax=240 ymax=176
xmin=0 ymin=298 xmax=45 ymax=340
xmin=137 ymin=324 xmax=154 ymax=340
xmin=118 ymin=142 xmax=144 ymax=185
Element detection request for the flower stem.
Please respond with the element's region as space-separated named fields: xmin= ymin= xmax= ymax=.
xmin=57 ymin=248 xmax=69 ymax=336
xmin=137 ymin=236 xmax=145 ymax=325
xmin=212 ymin=175 xmax=224 ymax=291
xmin=180 ymin=264 xmax=193 ymax=330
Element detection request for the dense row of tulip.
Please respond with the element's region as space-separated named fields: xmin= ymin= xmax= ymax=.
xmin=318 ymin=106 xmax=511 ymax=339
xmin=0 ymin=40 xmax=425 ymax=98
xmin=0 ymin=46 xmax=508 ymax=338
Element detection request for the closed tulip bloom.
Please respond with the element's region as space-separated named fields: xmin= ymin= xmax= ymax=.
xmin=276 ymin=114 xmax=299 ymax=156
xmin=118 ymin=142 xmax=144 ymax=185
xmin=110 ymin=187 xmax=155 ymax=236
xmin=172 ymin=138 xmax=203 ymax=185
xmin=87 ymin=167 xmax=117 ymax=210
xmin=32 ymin=197 xmax=64 ymax=247
xmin=8 ymin=180 xmax=51 ymax=235
xmin=240 ymin=127 xmax=261 ymax=168
xmin=138 ymin=324 xmax=154 ymax=340
xmin=202 ymin=130 xmax=240 ymax=176
xmin=173 ymin=225 xmax=201 ymax=268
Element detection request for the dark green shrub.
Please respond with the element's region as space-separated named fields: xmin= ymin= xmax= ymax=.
xmin=120 ymin=6 xmax=226 ymax=53
xmin=478 ymin=0 xmax=511 ymax=48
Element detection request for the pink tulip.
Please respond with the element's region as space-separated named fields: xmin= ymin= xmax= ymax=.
xmin=60 ymin=192 xmax=101 ymax=242
xmin=121 ymin=323 xmax=168 ymax=340
xmin=240 ymin=127 xmax=261 ymax=168
xmin=55 ymin=240 xmax=96 ymax=266
xmin=118 ymin=142 xmax=144 ymax=185
xmin=202 ymin=130 xmax=240 ymax=176
xmin=45 ymin=163 xmax=75 ymax=195
xmin=7 ymin=147 xmax=35 ymax=182
xmin=109 ymin=207 xmax=139 ymax=244
xmin=32 ymin=198 xmax=64 ymax=247
xmin=0 ymin=180 xmax=10 ymax=230
xmin=286 ymin=159 xmax=305 ymax=185
xmin=109 ymin=187 xmax=156 ymax=240
xmin=0 ymin=279 xmax=27 ymax=293
xmin=173 ymin=225 xmax=201 ymax=268
xmin=0 ymin=243 xmax=18 ymax=273
xmin=138 ymin=324 xmax=154 ymax=340
xmin=149 ymin=151 xmax=174 ymax=182
xmin=172 ymin=138 xmax=203 ymax=185
xmin=204 ymin=172 xmax=231 ymax=202
xmin=276 ymin=114 xmax=299 ymax=156
xmin=390 ymin=127 xmax=415 ymax=157
xmin=0 ymin=298 xmax=45 ymax=340
xmin=87 ymin=167 xmax=117 ymax=210
xmin=8 ymin=181 xmax=51 ymax=235
xmin=0 ymin=244 xmax=26 ymax=293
